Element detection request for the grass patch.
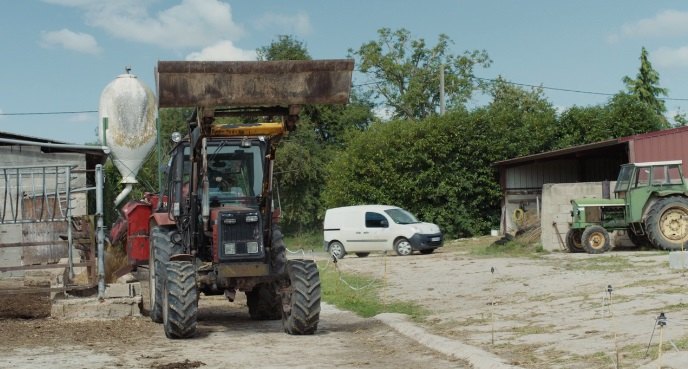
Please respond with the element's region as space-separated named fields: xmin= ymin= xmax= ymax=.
xmin=510 ymin=324 xmax=556 ymax=336
xmin=561 ymin=255 xmax=636 ymax=272
xmin=637 ymin=302 xmax=688 ymax=315
xmin=283 ymin=230 xmax=323 ymax=251
xmin=318 ymin=261 xmax=428 ymax=320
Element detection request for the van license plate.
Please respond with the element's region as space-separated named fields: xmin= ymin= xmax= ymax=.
xmin=431 ymin=237 xmax=440 ymax=242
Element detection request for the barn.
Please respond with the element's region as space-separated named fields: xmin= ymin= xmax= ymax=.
xmin=493 ymin=125 xmax=688 ymax=250
xmin=0 ymin=131 xmax=106 ymax=278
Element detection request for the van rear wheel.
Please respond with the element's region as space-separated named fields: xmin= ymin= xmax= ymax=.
xmin=329 ymin=241 xmax=346 ymax=259
xmin=394 ymin=238 xmax=413 ymax=256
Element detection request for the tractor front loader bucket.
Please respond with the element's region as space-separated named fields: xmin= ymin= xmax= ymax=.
xmin=156 ymin=59 xmax=354 ymax=108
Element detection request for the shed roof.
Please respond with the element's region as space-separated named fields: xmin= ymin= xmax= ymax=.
xmin=493 ymin=139 xmax=623 ymax=167
xmin=494 ymin=125 xmax=688 ymax=168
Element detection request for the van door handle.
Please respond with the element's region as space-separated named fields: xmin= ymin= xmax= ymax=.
xmin=363 ymin=232 xmax=369 ymax=234
xmin=355 ymin=232 xmax=361 ymax=234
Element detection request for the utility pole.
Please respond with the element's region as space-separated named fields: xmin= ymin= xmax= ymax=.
xmin=440 ymin=64 xmax=446 ymax=115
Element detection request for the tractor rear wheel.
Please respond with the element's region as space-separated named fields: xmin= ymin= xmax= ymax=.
xmin=565 ymin=229 xmax=585 ymax=253
xmin=646 ymin=196 xmax=688 ymax=251
xmin=581 ymin=225 xmax=611 ymax=254
xmin=162 ymin=261 xmax=198 ymax=339
xmin=247 ymin=283 xmax=281 ymax=320
xmin=148 ymin=225 xmax=183 ymax=323
xmin=281 ymin=259 xmax=321 ymax=335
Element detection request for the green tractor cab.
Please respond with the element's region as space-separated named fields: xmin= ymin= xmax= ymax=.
xmin=568 ymin=160 xmax=688 ymax=254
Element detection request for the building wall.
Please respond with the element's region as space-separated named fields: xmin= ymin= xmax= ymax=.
xmin=631 ymin=130 xmax=688 ymax=172
xmin=0 ymin=145 xmax=88 ymax=278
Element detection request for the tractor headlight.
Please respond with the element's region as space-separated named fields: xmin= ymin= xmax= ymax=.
xmin=247 ymin=241 xmax=259 ymax=254
xmin=223 ymin=218 xmax=236 ymax=225
xmin=245 ymin=215 xmax=259 ymax=223
xmin=171 ymin=131 xmax=182 ymax=143
xmin=224 ymin=242 xmax=236 ymax=255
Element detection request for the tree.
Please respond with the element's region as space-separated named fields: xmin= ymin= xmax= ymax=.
xmin=555 ymin=92 xmax=667 ymax=149
xmin=257 ymin=35 xmax=311 ymax=61
xmin=254 ymin=35 xmax=374 ymax=233
xmin=484 ymin=77 xmax=558 ymax=156
xmin=351 ymin=28 xmax=491 ymax=120
xmin=623 ymin=47 xmax=668 ymax=115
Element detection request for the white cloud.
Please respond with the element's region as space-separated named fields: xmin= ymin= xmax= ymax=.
xmin=40 ymin=28 xmax=102 ymax=54
xmin=186 ymin=40 xmax=256 ymax=61
xmin=254 ymin=11 xmax=312 ymax=36
xmin=652 ymin=46 xmax=688 ymax=68
xmin=613 ymin=9 xmax=688 ymax=40
xmin=45 ymin=0 xmax=248 ymax=50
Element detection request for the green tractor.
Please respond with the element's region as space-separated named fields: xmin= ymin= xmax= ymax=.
xmin=567 ymin=160 xmax=688 ymax=254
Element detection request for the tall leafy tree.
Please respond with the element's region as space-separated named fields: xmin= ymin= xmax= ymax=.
xmin=256 ymin=35 xmax=373 ymax=233
xmin=555 ymin=92 xmax=667 ymax=149
xmin=257 ymin=35 xmax=311 ymax=61
xmin=351 ymin=27 xmax=491 ymax=120
xmin=622 ymin=47 xmax=668 ymax=115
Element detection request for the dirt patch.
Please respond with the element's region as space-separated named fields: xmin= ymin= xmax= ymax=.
xmin=0 ymin=292 xmax=51 ymax=319
xmin=0 ymin=294 xmax=468 ymax=369
xmin=332 ymin=238 xmax=688 ymax=368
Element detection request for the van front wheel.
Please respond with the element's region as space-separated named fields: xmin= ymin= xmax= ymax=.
xmin=394 ymin=238 xmax=413 ymax=256
xmin=329 ymin=241 xmax=346 ymax=259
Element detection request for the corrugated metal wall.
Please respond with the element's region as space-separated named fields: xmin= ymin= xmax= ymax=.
xmin=504 ymin=156 xmax=623 ymax=190
xmin=631 ymin=129 xmax=688 ymax=172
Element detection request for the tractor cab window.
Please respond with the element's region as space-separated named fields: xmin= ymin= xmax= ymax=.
xmin=206 ymin=142 xmax=264 ymax=203
xmin=666 ymin=165 xmax=683 ymax=184
xmin=634 ymin=168 xmax=650 ymax=188
xmin=614 ymin=165 xmax=634 ymax=193
xmin=168 ymin=145 xmax=190 ymax=207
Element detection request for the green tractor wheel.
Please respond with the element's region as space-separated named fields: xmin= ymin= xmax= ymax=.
xmin=581 ymin=225 xmax=611 ymax=254
xmin=646 ymin=196 xmax=688 ymax=251
xmin=565 ymin=229 xmax=585 ymax=253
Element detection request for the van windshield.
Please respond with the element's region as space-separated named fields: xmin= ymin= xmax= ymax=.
xmin=385 ymin=208 xmax=420 ymax=224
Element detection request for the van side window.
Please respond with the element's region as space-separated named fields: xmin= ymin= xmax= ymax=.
xmin=365 ymin=212 xmax=388 ymax=228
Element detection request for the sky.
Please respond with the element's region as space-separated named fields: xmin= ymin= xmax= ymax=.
xmin=3 ymin=0 xmax=688 ymax=144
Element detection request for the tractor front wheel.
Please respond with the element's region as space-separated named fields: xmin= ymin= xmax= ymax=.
xmin=148 ymin=225 xmax=183 ymax=323
xmin=281 ymin=259 xmax=321 ymax=335
xmin=646 ymin=196 xmax=688 ymax=251
xmin=581 ymin=226 xmax=611 ymax=254
xmin=162 ymin=261 xmax=198 ymax=339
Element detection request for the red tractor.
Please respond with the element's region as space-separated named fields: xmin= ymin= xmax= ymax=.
xmin=114 ymin=60 xmax=353 ymax=338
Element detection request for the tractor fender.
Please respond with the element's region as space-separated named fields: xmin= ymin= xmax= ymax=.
xmin=151 ymin=212 xmax=175 ymax=227
xmin=641 ymin=192 xmax=688 ymax=222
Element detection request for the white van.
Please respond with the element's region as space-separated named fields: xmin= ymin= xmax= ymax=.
xmin=323 ymin=205 xmax=443 ymax=258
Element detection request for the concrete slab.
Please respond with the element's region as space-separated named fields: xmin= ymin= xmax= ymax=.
xmin=375 ymin=312 xmax=524 ymax=369
xmin=51 ymin=296 xmax=142 ymax=319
